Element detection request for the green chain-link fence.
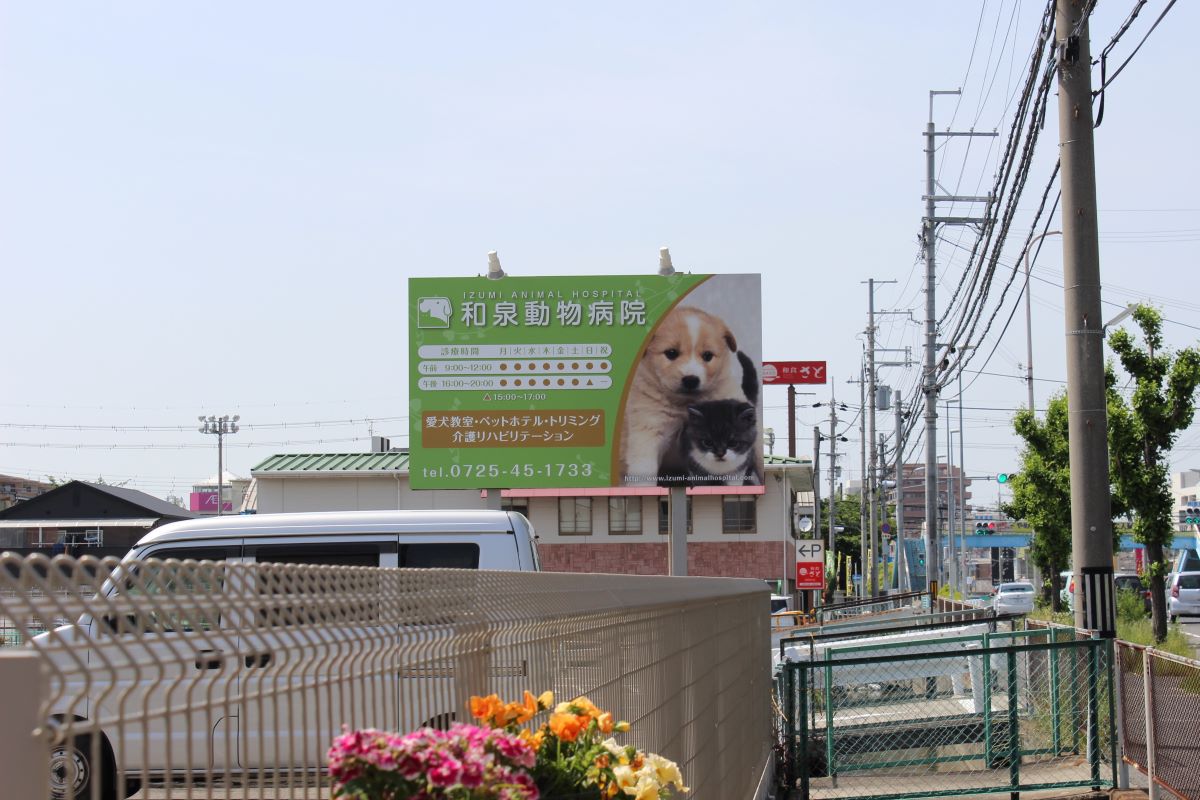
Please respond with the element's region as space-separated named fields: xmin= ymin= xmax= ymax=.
xmin=778 ymin=628 xmax=1116 ymax=799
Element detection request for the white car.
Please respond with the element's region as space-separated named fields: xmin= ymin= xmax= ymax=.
xmin=1168 ymin=571 xmax=1200 ymax=622
xmin=993 ymin=581 xmax=1036 ymax=615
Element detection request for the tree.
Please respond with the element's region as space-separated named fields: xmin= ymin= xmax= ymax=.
xmin=1003 ymin=396 xmax=1072 ymax=610
xmin=1107 ymin=304 xmax=1200 ymax=642
xmin=1003 ymin=377 xmax=1129 ymax=612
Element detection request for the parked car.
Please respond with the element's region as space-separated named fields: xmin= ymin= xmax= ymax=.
xmin=1168 ymin=571 xmax=1200 ymax=623
xmin=993 ymin=581 xmax=1036 ymax=615
xmin=1114 ymin=573 xmax=1152 ymax=614
xmin=1059 ymin=570 xmax=1075 ymax=611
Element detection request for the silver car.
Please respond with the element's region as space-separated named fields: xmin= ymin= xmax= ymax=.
xmin=1168 ymin=571 xmax=1200 ymax=622
xmin=994 ymin=581 xmax=1036 ymax=615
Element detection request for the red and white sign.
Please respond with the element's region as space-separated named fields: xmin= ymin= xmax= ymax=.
xmin=763 ymin=361 xmax=827 ymax=385
xmin=796 ymin=561 xmax=825 ymax=590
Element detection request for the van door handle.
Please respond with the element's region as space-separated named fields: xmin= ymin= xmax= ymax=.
xmin=245 ymin=652 xmax=272 ymax=668
xmin=195 ymin=649 xmax=224 ymax=670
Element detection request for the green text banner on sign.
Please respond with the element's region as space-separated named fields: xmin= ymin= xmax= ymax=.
xmin=409 ymin=274 xmax=763 ymax=489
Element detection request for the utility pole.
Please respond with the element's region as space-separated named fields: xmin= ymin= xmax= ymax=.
xmin=812 ymin=425 xmax=822 ymax=608
xmin=863 ymin=278 xmax=898 ymax=597
xmin=857 ymin=366 xmax=867 ymax=597
xmin=894 ymin=390 xmax=906 ymax=591
xmin=827 ymin=386 xmax=840 ymax=599
xmin=922 ymin=90 xmax=997 ymax=594
xmin=1056 ymin=0 xmax=1115 ymax=636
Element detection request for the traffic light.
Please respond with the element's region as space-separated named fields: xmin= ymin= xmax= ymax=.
xmin=974 ymin=520 xmax=997 ymax=535
xmin=997 ymin=472 xmax=1016 ymax=484
xmin=1183 ymin=501 xmax=1200 ymax=526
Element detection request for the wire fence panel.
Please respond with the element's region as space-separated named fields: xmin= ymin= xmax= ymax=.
xmin=1148 ymin=650 xmax=1200 ymax=800
xmin=0 ymin=553 xmax=771 ymax=800
xmin=1115 ymin=642 xmax=1149 ymax=778
xmin=779 ymin=632 xmax=1116 ymax=800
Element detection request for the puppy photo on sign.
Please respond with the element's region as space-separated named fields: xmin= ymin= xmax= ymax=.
xmin=617 ymin=275 xmax=763 ymax=487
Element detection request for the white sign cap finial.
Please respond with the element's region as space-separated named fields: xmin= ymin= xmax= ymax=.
xmin=658 ymin=247 xmax=675 ymax=276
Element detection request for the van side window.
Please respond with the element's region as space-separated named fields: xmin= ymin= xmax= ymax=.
xmin=400 ymin=543 xmax=479 ymax=569
xmin=107 ymin=556 xmax=227 ymax=634
xmin=250 ymin=544 xmax=383 ymax=567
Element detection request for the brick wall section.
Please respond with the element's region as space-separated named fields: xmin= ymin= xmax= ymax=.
xmin=538 ymin=540 xmax=793 ymax=580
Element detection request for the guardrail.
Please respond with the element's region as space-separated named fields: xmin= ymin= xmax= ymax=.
xmin=0 ymin=553 xmax=772 ymax=800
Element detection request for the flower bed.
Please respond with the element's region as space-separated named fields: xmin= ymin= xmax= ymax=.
xmin=329 ymin=691 xmax=687 ymax=800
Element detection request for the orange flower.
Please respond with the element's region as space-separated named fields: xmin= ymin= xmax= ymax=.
xmin=597 ymin=712 xmax=615 ymax=734
xmin=519 ymin=727 xmax=546 ymax=750
xmin=549 ymin=711 xmax=586 ymax=742
xmin=469 ymin=694 xmax=504 ymax=725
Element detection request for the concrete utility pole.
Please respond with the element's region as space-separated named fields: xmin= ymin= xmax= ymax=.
xmin=812 ymin=425 xmax=822 ymax=609
xmin=863 ymin=278 xmax=898 ymax=597
xmin=1056 ymin=0 xmax=1115 ymax=636
xmin=894 ymin=390 xmax=906 ymax=591
xmin=922 ymin=90 xmax=997 ymax=593
xmin=857 ymin=367 xmax=868 ymax=597
xmin=827 ymin=387 xmax=839 ymax=596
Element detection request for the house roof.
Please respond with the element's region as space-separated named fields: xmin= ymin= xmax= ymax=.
xmin=79 ymin=482 xmax=195 ymax=518
xmin=0 ymin=480 xmax=194 ymax=522
xmin=252 ymin=452 xmax=411 ymax=474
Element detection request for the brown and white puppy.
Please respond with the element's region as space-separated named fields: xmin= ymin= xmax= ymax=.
xmin=619 ymin=306 xmax=754 ymax=484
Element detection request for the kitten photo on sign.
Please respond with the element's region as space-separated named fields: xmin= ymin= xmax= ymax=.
xmin=616 ymin=275 xmax=763 ymax=487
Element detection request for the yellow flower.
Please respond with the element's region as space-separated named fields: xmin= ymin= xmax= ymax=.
xmin=615 ymin=720 xmax=631 ymax=733
xmin=647 ymin=753 xmax=687 ymax=792
xmin=613 ymin=765 xmax=638 ymax=792
xmin=598 ymin=712 xmax=615 ymax=733
xmin=537 ymin=690 xmax=554 ymax=710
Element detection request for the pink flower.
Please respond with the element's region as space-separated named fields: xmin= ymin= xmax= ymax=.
xmin=427 ymin=753 xmax=464 ymax=787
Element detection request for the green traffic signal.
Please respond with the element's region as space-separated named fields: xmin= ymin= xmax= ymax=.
xmin=997 ymin=472 xmax=1016 ymax=484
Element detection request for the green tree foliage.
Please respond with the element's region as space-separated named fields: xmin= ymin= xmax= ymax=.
xmin=1003 ymin=377 xmax=1129 ymax=612
xmin=1003 ymin=396 xmax=1072 ymax=611
xmin=1107 ymin=304 xmax=1200 ymax=642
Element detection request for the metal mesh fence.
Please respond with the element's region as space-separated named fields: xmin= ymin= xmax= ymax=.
xmin=1147 ymin=650 xmax=1200 ymax=800
xmin=0 ymin=553 xmax=771 ymax=800
xmin=779 ymin=628 xmax=1116 ymax=799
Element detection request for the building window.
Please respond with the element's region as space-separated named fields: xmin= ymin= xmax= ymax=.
xmin=722 ymin=496 xmax=757 ymax=533
xmin=609 ymin=497 xmax=642 ymax=534
xmin=658 ymin=497 xmax=693 ymax=534
xmin=559 ymin=497 xmax=593 ymax=535
xmin=501 ymin=497 xmax=529 ymax=517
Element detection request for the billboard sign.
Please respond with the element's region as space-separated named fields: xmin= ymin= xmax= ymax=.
xmin=410 ymin=274 xmax=763 ymax=489
xmin=796 ymin=561 xmax=825 ymax=590
xmin=189 ymin=491 xmax=232 ymax=513
xmin=762 ymin=360 xmax=827 ymax=385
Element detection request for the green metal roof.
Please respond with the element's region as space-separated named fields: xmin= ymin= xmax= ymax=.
xmin=253 ymin=450 xmax=806 ymax=475
xmin=764 ymin=453 xmax=811 ymax=466
xmin=252 ymin=452 xmax=411 ymax=473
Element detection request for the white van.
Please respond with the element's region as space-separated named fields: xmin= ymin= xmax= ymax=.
xmin=37 ymin=510 xmax=540 ymax=800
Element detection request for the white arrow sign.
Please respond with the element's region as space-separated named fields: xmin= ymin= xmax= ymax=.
xmin=796 ymin=541 xmax=825 ymax=562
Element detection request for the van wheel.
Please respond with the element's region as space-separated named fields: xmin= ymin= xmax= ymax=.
xmin=50 ymin=731 xmax=115 ymax=800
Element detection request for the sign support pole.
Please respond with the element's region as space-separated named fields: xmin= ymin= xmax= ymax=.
xmin=788 ymin=385 xmax=797 ymax=458
xmin=669 ymin=486 xmax=687 ymax=576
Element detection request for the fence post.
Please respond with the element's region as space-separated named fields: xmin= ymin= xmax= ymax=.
xmin=0 ymin=650 xmax=48 ymax=800
xmin=1006 ymin=649 xmax=1020 ymax=798
xmin=1143 ymin=649 xmax=1157 ymax=800
xmin=1112 ymin=640 xmax=1128 ymax=789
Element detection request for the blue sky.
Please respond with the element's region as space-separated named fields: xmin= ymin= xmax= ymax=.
xmin=2 ymin=2 xmax=1197 ymax=504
